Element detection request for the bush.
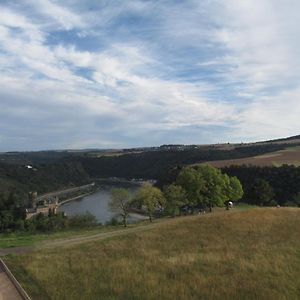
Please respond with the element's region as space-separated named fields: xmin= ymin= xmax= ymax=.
xmin=68 ymin=212 xmax=98 ymax=228
xmin=106 ymin=217 xmax=121 ymax=226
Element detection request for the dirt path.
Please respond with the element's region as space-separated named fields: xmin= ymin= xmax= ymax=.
xmin=0 ymin=209 xmax=241 ymax=257
xmin=0 ymin=214 xmax=197 ymax=256
xmin=0 ymin=221 xmax=168 ymax=257
xmin=0 ymin=264 xmax=22 ymax=300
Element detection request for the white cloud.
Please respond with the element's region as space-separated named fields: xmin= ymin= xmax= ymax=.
xmin=0 ymin=0 xmax=300 ymax=150
xmin=26 ymin=0 xmax=85 ymax=30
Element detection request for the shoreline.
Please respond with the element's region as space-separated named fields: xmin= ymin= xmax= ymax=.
xmin=58 ymin=191 xmax=96 ymax=207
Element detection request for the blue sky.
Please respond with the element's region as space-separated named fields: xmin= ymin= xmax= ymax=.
xmin=0 ymin=0 xmax=300 ymax=151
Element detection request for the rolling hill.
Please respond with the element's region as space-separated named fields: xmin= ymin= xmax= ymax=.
xmin=4 ymin=207 xmax=300 ymax=300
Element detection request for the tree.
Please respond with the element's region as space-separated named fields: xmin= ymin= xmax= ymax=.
xmin=227 ymin=176 xmax=244 ymax=202
xmin=248 ymin=179 xmax=274 ymax=206
xmin=194 ymin=165 xmax=230 ymax=212
xmin=176 ymin=167 xmax=205 ymax=206
xmin=176 ymin=165 xmax=235 ymax=212
xmin=292 ymin=192 xmax=300 ymax=207
xmin=163 ymin=184 xmax=186 ymax=217
xmin=109 ymin=188 xmax=131 ymax=227
xmin=135 ymin=183 xmax=165 ymax=222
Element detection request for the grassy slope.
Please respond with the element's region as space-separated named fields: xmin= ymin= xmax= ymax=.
xmin=5 ymin=208 xmax=300 ymax=300
xmin=0 ymin=227 xmax=106 ymax=248
xmin=0 ymin=221 xmax=152 ymax=248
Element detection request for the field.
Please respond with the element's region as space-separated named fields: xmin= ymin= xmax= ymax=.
xmin=0 ymin=226 xmax=109 ymax=248
xmin=4 ymin=208 xmax=300 ymax=300
xmin=201 ymin=146 xmax=300 ymax=168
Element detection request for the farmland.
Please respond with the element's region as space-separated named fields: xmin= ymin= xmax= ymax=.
xmin=4 ymin=208 xmax=300 ymax=300
xmin=200 ymin=146 xmax=300 ymax=168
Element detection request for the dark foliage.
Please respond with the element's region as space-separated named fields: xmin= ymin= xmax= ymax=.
xmin=78 ymin=143 xmax=291 ymax=180
xmin=222 ymin=165 xmax=300 ymax=206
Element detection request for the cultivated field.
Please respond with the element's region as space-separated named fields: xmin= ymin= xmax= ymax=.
xmin=202 ymin=146 xmax=300 ymax=168
xmin=5 ymin=208 xmax=300 ymax=300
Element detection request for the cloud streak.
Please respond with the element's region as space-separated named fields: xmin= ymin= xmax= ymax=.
xmin=0 ymin=0 xmax=299 ymax=150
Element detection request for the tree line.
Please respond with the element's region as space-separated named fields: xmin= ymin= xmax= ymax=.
xmin=222 ymin=165 xmax=300 ymax=206
xmin=158 ymin=164 xmax=300 ymax=207
xmin=78 ymin=143 xmax=292 ymax=179
xmin=0 ymin=191 xmax=98 ymax=232
xmin=109 ymin=165 xmax=244 ymax=226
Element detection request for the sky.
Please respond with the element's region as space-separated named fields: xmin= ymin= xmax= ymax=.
xmin=0 ymin=0 xmax=300 ymax=151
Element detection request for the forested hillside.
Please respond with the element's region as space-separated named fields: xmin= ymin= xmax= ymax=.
xmin=78 ymin=143 xmax=292 ymax=179
xmin=0 ymin=162 xmax=90 ymax=204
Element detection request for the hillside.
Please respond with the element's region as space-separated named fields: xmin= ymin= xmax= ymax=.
xmin=5 ymin=208 xmax=300 ymax=300
xmin=1 ymin=135 xmax=300 ymax=207
xmin=200 ymin=146 xmax=300 ymax=168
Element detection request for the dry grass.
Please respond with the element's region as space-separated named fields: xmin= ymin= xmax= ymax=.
xmin=5 ymin=208 xmax=300 ymax=300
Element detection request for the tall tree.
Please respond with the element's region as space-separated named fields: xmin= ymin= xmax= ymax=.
xmin=109 ymin=188 xmax=131 ymax=227
xmin=248 ymin=179 xmax=274 ymax=206
xmin=227 ymin=176 xmax=244 ymax=202
xmin=135 ymin=183 xmax=165 ymax=222
xmin=194 ymin=165 xmax=229 ymax=212
xmin=176 ymin=167 xmax=205 ymax=206
xmin=163 ymin=184 xmax=186 ymax=217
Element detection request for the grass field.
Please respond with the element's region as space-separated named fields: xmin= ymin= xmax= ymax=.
xmin=5 ymin=208 xmax=300 ymax=300
xmin=0 ymin=225 xmax=134 ymax=248
xmin=199 ymin=146 xmax=300 ymax=167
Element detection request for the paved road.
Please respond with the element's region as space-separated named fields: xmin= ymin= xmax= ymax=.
xmin=0 ymin=264 xmax=22 ymax=300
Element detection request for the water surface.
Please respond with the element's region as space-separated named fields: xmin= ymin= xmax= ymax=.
xmin=58 ymin=185 xmax=145 ymax=223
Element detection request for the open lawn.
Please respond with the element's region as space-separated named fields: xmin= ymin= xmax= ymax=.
xmin=0 ymin=225 xmax=131 ymax=248
xmin=199 ymin=146 xmax=300 ymax=167
xmin=5 ymin=208 xmax=300 ymax=300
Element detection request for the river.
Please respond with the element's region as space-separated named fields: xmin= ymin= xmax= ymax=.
xmin=58 ymin=185 xmax=146 ymax=224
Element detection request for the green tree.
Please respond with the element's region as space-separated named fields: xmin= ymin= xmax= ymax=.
xmin=227 ymin=176 xmax=244 ymax=202
xmin=292 ymin=192 xmax=300 ymax=207
xmin=248 ymin=179 xmax=274 ymax=206
xmin=135 ymin=183 xmax=165 ymax=222
xmin=194 ymin=165 xmax=230 ymax=212
xmin=176 ymin=167 xmax=205 ymax=206
xmin=109 ymin=188 xmax=131 ymax=227
xmin=163 ymin=184 xmax=186 ymax=217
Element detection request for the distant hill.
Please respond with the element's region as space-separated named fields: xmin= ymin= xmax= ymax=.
xmin=1 ymin=134 xmax=300 ymax=205
xmin=199 ymin=145 xmax=300 ymax=168
xmin=265 ymin=134 xmax=300 ymax=143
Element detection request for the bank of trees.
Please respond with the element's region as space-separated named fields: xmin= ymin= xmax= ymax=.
xmin=109 ymin=165 xmax=244 ymax=224
xmin=79 ymin=143 xmax=292 ymax=180
xmin=0 ymin=188 xmax=98 ymax=232
xmin=166 ymin=165 xmax=243 ymax=213
xmin=0 ymin=192 xmax=25 ymax=231
xmin=222 ymin=165 xmax=300 ymax=206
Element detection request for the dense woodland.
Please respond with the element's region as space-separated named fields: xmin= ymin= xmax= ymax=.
xmin=158 ymin=164 xmax=300 ymax=207
xmin=78 ymin=142 xmax=292 ymax=179
xmin=222 ymin=165 xmax=300 ymax=206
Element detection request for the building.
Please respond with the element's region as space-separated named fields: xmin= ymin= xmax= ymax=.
xmin=25 ymin=194 xmax=58 ymax=219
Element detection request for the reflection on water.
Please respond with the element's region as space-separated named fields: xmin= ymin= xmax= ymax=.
xmin=58 ymin=185 xmax=144 ymax=223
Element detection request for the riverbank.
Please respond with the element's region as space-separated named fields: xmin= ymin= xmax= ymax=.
xmin=58 ymin=191 xmax=96 ymax=206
